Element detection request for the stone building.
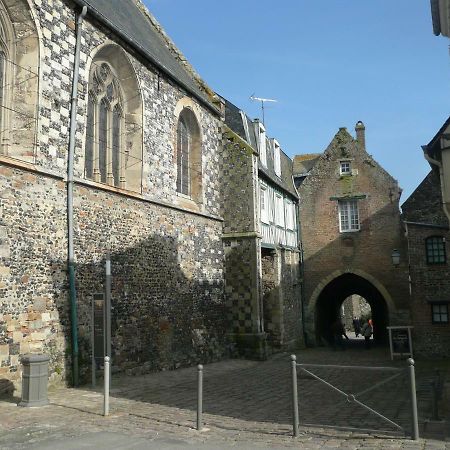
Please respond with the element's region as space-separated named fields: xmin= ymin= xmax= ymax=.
xmin=294 ymin=122 xmax=410 ymax=345
xmin=221 ymin=99 xmax=303 ymax=357
xmin=431 ymin=0 xmax=450 ymax=39
xmin=402 ymin=122 xmax=450 ymax=357
xmin=0 ymin=0 xmax=232 ymax=390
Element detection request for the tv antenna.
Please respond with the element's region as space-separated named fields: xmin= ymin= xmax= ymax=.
xmin=250 ymin=94 xmax=277 ymax=126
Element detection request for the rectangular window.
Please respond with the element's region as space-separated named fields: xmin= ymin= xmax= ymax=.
xmin=275 ymin=194 xmax=285 ymax=227
xmin=431 ymin=303 xmax=449 ymax=324
xmin=340 ymin=161 xmax=351 ymax=175
xmin=274 ymin=140 xmax=281 ymax=176
xmin=286 ymin=201 xmax=296 ymax=230
xmin=426 ymin=236 xmax=446 ymax=264
xmin=258 ymin=123 xmax=267 ymax=167
xmin=260 ymin=186 xmax=269 ymax=224
xmin=339 ymin=199 xmax=360 ymax=232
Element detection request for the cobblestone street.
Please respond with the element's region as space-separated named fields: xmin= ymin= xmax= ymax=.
xmin=0 ymin=344 xmax=449 ymax=449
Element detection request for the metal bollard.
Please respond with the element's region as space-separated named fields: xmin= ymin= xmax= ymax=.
xmin=407 ymin=358 xmax=419 ymax=440
xmin=197 ymin=364 xmax=203 ymax=431
xmin=104 ymin=356 xmax=110 ymax=417
xmin=291 ymin=355 xmax=299 ymax=437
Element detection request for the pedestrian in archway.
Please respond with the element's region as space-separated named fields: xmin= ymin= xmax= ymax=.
xmin=361 ymin=318 xmax=373 ymax=349
xmin=352 ymin=316 xmax=361 ymax=337
xmin=331 ymin=319 xmax=349 ymax=350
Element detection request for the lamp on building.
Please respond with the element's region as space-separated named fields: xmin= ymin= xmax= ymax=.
xmin=391 ymin=249 xmax=400 ymax=267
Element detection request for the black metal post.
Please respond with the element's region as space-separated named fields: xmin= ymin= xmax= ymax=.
xmin=408 ymin=358 xmax=419 ymax=440
xmin=291 ymin=355 xmax=299 ymax=437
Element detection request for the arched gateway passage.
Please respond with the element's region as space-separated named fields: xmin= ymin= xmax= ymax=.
xmin=315 ymin=273 xmax=389 ymax=344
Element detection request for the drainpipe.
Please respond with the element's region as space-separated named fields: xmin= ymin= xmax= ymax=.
xmin=423 ymin=146 xmax=450 ymax=221
xmin=67 ymin=5 xmax=87 ymax=387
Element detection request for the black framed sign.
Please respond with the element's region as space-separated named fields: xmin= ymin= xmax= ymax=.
xmin=387 ymin=326 xmax=413 ymax=360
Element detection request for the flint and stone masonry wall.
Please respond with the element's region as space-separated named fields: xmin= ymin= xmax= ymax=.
xmin=0 ymin=0 xmax=228 ymax=391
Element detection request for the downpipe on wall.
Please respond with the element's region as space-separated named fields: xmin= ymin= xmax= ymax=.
xmin=67 ymin=5 xmax=87 ymax=387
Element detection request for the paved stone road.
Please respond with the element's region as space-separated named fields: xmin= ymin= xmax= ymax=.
xmin=0 ymin=344 xmax=448 ymax=449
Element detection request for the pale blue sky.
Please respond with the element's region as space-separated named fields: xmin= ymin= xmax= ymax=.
xmin=144 ymin=1 xmax=449 ymax=201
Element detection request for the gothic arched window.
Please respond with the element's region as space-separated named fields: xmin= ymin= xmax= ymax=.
xmin=0 ymin=2 xmax=14 ymax=155
xmin=85 ymin=62 xmax=124 ymax=187
xmin=175 ymin=107 xmax=202 ymax=203
xmin=176 ymin=117 xmax=190 ymax=195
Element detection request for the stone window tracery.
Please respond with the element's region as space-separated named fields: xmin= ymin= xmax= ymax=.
xmin=0 ymin=0 xmax=39 ymax=160
xmin=85 ymin=62 xmax=124 ymax=187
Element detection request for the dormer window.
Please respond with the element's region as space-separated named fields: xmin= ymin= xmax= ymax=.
xmin=340 ymin=160 xmax=351 ymax=175
xmin=274 ymin=139 xmax=281 ymax=176
xmin=258 ymin=122 xmax=267 ymax=167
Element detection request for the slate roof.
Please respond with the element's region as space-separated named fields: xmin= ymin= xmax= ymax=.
xmin=222 ymin=97 xmax=298 ymax=199
xmin=423 ymin=115 xmax=450 ymax=163
xmin=72 ymin=0 xmax=218 ymax=114
xmin=293 ymin=154 xmax=321 ymax=175
xmin=402 ymin=170 xmax=448 ymax=227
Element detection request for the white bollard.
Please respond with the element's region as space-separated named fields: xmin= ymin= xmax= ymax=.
xmin=104 ymin=356 xmax=110 ymax=416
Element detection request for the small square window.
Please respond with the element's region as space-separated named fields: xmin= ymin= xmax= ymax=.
xmin=340 ymin=161 xmax=351 ymax=175
xmin=431 ymin=303 xmax=449 ymax=324
xmin=426 ymin=236 xmax=446 ymax=264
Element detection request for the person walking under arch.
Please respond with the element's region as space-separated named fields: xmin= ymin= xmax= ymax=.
xmin=352 ymin=317 xmax=361 ymax=337
xmin=361 ymin=318 xmax=373 ymax=349
xmin=331 ymin=318 xmax=349 ymax=350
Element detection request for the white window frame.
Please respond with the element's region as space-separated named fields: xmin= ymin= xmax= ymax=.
xmin=340 ymin=160 xmax=351 ymax=176
xmin=275 ymin=193 xmax=285 ymax=227
xmin=286 ymin=200 xmax=296 ymax=230
xmin=273 ymin=139 xmax=281 ymax=176
xmin=260 ymin=184 xmax=269 ymax=224
xmin=338 ymin=199 xmax=360 ymax=232
xmin=258 ymin=123 xmax=267 ymax=167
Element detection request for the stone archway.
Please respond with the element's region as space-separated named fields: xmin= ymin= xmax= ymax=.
xmin=306 ymin=270 xmax=395 ymax=345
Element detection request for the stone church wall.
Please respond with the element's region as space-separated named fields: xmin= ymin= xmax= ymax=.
xmin=0 ymin=0 xmax=228 ymax=390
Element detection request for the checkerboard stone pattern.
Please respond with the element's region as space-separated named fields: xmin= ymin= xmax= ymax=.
xmin=225 ymin=238 xmax=260 ymax=334
xmin=221 ymin=135 xmax=258 ymax=234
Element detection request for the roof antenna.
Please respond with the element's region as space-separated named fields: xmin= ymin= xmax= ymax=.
xmin=250 ymin=94 xmax=277 ymax=126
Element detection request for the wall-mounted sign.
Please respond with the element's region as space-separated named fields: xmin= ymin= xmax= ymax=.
xmin=387 ymin=326 xmax=413 ymax=360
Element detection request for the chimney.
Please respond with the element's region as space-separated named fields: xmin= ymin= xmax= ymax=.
xmin=355 ymin=121 xmax=365 ymax=151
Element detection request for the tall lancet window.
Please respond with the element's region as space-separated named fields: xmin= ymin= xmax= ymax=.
xmin=176 ymin=117 xmax=190 ymax=196
xmin=0 ymin=3 xmax=15 ymax=155
xmin=0 ymin=50 xmax=5 ymax=130
xmin=85 ymin=62 xmax=124 ymax=187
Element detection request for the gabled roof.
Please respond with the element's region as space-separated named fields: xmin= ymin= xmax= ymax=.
xmin=293 ymin=154 xmax=321 ymax=176
xmin=72 ymin=0 xmax=219 ymax=114
xmin=423 ymin=115 xmax=450 ymax=165
xmin=402 ymin=171 xmax=448 ymax=227
xmin=310 ymin=127 xmax=397 ymax=182
xmin=221 ymin=97 xmax=298 ymax=199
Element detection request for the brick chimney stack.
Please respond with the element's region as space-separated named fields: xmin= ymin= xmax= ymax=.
xmin=355 ymin=121 xmax=366 ymax=151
